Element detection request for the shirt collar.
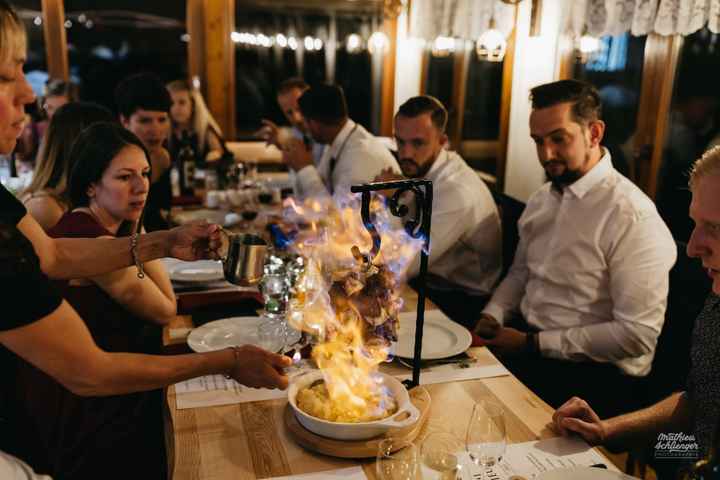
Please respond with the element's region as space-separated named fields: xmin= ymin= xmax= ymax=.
xmin=424 ymin=149 xmax=449 ymax=179
xmin=566 ymin=148 xmax=612 ymax=199
xmin=327 ymin=119 xmax=356 ymax=158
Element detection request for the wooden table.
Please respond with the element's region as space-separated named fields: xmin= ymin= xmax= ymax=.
xmin=162 ymin=290 xmax=613 ymax=480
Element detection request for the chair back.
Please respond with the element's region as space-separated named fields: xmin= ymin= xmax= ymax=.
xmin=491 ymin=190 xmax=525 ymax=280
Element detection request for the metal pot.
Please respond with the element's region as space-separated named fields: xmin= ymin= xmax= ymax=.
xmin=221 ymin=232 xmax=268 ymax=286
xmin=288 ymin=371 xmax=420 ymax=441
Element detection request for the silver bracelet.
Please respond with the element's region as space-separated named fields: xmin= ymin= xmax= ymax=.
xmin=130 ymin=232 xmax=145 ymax=279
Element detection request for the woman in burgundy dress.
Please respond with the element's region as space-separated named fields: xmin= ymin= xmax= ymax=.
xmin=9 ymin=122 xmax=176 ymax=479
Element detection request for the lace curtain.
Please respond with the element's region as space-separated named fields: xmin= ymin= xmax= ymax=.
xmin=568 ymin=0 xmax=720 ymax=38
xmin=409 ymin=0 xmax=516 ymax=41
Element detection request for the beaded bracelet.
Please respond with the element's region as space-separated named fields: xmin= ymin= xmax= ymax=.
xmin=130 ymin=232 xmax=145 ymax=279
xmin=225 ymin=345 xmax=241 ymax=379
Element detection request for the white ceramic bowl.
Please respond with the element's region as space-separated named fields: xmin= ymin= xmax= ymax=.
xmin=288 ymin=371 xmax=420 ymax=441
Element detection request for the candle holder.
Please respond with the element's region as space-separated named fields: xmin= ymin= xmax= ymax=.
xmin=350 ymin=179 xmax=433 ymax=389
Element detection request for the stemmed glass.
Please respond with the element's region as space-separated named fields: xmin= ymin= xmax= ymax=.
xmin=465 ymin=400 xmax=506 ymax=479
xmin=376 ymin=438 xmax=420 ymax=480
xmin=421 ymin=431 xmax=464 ymax=480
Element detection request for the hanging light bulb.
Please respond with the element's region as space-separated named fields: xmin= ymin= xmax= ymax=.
xmin=346 ymin=33 xmax=364 ymax=54
xmin=276 ymin=33 xmax=288 ymax=48
xmin=288 ymin=36 xmax=298 ymax=50
xmin=476 ymin=20 xmax=507 ymax=62
xmin=231 ymin=31 xmax=242 ymax=43
xmin=314 ymin=38 xmax=323 ymax=50
xmin=431 ymin=36 xmax=455 ymax=57
xmin=304 ymin=36 xmax=315 ymax=51
xmin=368 ymin=31 xmax=389 ymax=54
xmin=576 ymin=30 xmax=601 ymax=63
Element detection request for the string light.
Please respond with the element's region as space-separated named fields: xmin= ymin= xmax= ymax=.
xmin=431 ymin=36 xmax=455 ymax=57
xmin=476 ymin=20 xmax=507 ymax=62
xmin=368 ymin=31 xmax=389 ymax=54
xmin=288 ymin=36 xmax=298 ymax=50
xmin=33 ymin=16 xmax=41 ymax=26
xmin=346 ymin=33 xmax=363 ymax=54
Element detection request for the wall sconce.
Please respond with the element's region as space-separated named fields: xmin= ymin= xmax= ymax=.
xmin=476 ymin=19 xmax=507 ymax=62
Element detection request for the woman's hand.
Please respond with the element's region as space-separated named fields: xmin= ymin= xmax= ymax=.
xmin=166 ymin=220 xmax=223 ymax=261
xmin=228 ymin=345 xmax=293 ymax=390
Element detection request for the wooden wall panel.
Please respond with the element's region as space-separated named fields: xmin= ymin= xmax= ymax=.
xmin=41 ymin=0 xmax=69 ymax=81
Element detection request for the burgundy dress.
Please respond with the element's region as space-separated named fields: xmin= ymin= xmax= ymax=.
xmin=8 ymin=211 xmax=166 ymax=480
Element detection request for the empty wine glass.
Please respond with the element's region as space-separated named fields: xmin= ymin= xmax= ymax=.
xmin=465 ymin=400 xmax=506 ymax=479
xmin=376 ymin=438 xmax=420 ymax=480
xmin=421 ymin=431 xmax=464 ymax=480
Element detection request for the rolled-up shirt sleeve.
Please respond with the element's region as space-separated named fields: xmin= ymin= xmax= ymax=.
xmin=539 ymin=210 xmax=676 ymax=372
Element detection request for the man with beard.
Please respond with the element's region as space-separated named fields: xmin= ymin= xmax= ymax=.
xmin=374 ymin=96 xmax=502 ymax=327
xmin=282 ymin=84 xmax=399 ymax=198
xmin=473 ymin=79 xmax=676 ymax=419
xmin=256 ymin=78 xmax=325 ymax=197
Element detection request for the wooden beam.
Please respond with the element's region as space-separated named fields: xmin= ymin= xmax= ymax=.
xmin=379 ymin=15 xmax=398 ymax=136
xmin=41 ymin=0 xmax=69 ymax=81
xmin=450 ymin=43 xmax=470 ymax=150
xmin=496 ymin=7 xmax=518 ymax=192
xmin=187 ymin=0 xmax=236 ymax=140
xmin=633 ymin=33 xmax=682 ymax=197
xmin=529 ymin=0 xmax=543 ymax=37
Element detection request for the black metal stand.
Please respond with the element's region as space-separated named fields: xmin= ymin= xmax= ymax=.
xmin=350 ymin=180 xmax=433 ymax=389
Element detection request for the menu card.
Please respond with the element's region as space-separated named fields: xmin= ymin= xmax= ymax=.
xmin=268 ymin=466 xmax=366 ymax=479
xmin=453 ymin=436 xmax=616 ymax=480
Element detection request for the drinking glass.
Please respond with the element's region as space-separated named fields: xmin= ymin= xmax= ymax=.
xmin=421 ymin=431 xmax=464 ymax=480
xmin=376 ymin=438 xmax=420 ymax=480
xmin=465 ymin=400 xmax=506 ymax=479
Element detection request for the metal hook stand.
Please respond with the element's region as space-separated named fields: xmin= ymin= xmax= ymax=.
xmin=350 ymin=179 xmax=433 ymax=389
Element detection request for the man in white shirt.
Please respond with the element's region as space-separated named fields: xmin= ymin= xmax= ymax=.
xmin=256 ymin=78 xmax=325 ymax=197
xmin=375 ymin=96 xmax=502 ymax=327
xmin=282 ymin=84 xmax=400 ymax=198
xmin=474 ymin=79 xmax=677 ymax=418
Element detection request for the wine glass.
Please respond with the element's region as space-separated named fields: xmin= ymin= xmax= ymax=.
xmin=421 ymin=431 xmax=464 ymax=480
xmin=376 ymin=438 xmax=420 ymax=480
xmin=465 ymin=400 xmax=506 ymax=479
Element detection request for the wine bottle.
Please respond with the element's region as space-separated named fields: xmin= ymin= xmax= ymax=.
xmin=178 ymin=131 xmax=196 ymax=197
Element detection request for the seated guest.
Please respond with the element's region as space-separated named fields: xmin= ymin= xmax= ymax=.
xmin=166 ymin=78 xmax=224 ymax=164
xmin=257 ymin=78 xmax=325 ymax=195
xmin=283 ymin=84 xmax=400 ymax=198
xmin=10 ymin=123 xmax=176 ymax=479
xmin=20 ymin=102 xmax=114 ymax=231
xmin=553 ymin=147 xmax=720 ymax=478
xmin=374 ymin=96 xmax=502 ymax=327
xmin=474 ymin=79 xmax=676 ymax=419
xmin=115 ymin=72 xmax=172 ymax=231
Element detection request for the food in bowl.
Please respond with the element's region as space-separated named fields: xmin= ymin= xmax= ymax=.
xmin=296 ymin=380 xmax=398 ymax=423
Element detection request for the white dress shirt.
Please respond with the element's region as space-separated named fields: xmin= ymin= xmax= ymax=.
xmin=406 ymin=149 xmax=502 ymax=296
xmin=295 ymin=120 xmax=400 ymax=198
xmin=482 ymin=151 xmax=676 ymax=376
xmin=288 ymin=126 xmax=325 ymax=198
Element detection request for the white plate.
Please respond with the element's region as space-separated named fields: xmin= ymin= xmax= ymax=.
xmin=187 ymin=316 xmax=283 ymax=353
xmin=393 ymin=310 xmax=472 ymax=360
xmin=536 ymin=467 xmax=639 ymax=480
xmin=168 ymin=260 xmax=225 ymax=283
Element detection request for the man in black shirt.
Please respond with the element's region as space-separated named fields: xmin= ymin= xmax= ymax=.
xmin=552 ymin=146 xmax=720 ymax=475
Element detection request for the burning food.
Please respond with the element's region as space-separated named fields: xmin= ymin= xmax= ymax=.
xmin=296 ymin=379 xmax=398 ymax=423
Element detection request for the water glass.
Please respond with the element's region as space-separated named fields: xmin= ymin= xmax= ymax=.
xmin=376 ymin=438 xmax=420 ymax=480
xmin=421 ymin=431 xmax=463 ymax=480
xmin=465 ymin=399 xmax=506 ymax=479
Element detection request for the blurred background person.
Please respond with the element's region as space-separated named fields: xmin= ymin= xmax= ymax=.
xmin=20 ymin=102 xmax=114 ymax=231
xmin=10 ymin=122 xmax=176 ymax=479
xmin=166 ymin=78 xmax=223 ymax=165
xmin=115 ymin=72 xmax=172 ymax=231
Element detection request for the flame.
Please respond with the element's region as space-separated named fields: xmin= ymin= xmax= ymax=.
xmin=284 ymin=193 xmax=423 ymax=421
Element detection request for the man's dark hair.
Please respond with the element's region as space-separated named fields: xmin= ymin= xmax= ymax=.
xmin=529 ymin=79 xmax=602 ymax=125
xmin=278 ymin=77 xmax=309 ymax=96
xmin=298 ymin=84 xmax=348 ymax=126
xmin=396 ymin=95 xmax=448 ymax=132
xmin=44 ymin=78 xmax=78 ymax=100
xmin=114 ymin=72 xmax=171 ymax=119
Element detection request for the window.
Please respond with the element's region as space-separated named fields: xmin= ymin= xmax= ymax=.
xmin=64 ymin=1 xmax=188 ymax=113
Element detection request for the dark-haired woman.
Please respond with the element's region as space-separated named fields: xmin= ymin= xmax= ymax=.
xmin=10 ymin=122 xmax=175 ymax=479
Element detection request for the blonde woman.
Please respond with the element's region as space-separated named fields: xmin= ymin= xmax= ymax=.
xmin=166 ymin=79 xmax=224 ymax=163
xmin=20 ymin=101 xmax=113 ymax=230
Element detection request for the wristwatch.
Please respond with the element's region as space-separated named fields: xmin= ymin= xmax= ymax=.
xmin=525 ymin=331 xmax=540 ymax=357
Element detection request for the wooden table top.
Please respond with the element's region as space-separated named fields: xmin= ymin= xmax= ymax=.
xmin=162 ymin=286 xmax=607 ymax=480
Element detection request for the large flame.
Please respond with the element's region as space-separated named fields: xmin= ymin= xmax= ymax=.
xmin=284 ymin=193 xmax=423 ymax=421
